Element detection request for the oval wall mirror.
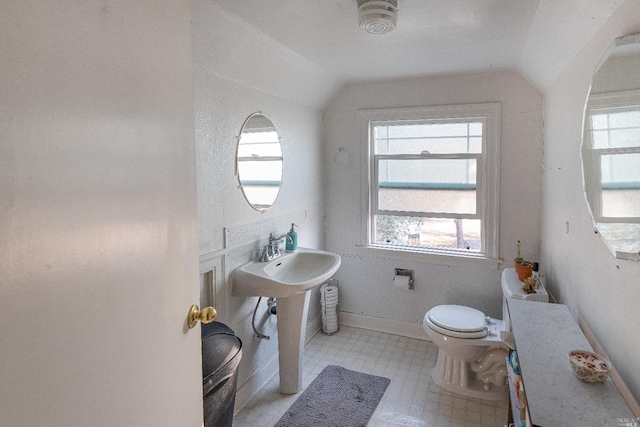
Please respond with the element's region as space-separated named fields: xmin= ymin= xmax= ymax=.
xmin=236 ymin=112 xmax=283 ymax=211
xmin=582 ymin=33 xmax=640 ymax=260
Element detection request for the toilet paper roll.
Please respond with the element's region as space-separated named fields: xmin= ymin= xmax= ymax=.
xmin=322 ymin=286 xmax=338 ymax=303
xmin=393 ymin=275 xmax=410 ymax=290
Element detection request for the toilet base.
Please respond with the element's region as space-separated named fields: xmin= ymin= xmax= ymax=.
xmin=431 ymin=347 xmax=509 ymax=401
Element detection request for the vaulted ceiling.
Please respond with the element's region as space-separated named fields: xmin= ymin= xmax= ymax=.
xmin=215 ymin=0 xmax=540 ymax=82
xmin=205 ymin=0 xmax=626 ymax=107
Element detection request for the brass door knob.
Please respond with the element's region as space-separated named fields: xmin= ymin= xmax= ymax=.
xmin=188 ymin=305 xmax=217 ymax=329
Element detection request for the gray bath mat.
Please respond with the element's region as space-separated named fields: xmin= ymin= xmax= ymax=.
xmin=275 ymin=365 xmax=390 ymax=427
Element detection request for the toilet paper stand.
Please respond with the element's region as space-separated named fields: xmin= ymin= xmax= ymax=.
xmin=394 ymin=268 xmax=414 ymax=290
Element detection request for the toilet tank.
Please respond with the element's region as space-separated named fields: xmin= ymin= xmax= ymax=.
xmin=501 ymin=268 xmax=549 ymax=330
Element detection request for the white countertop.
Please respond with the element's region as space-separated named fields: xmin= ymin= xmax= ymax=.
xmin=507 ymin=298 xmax=634 ymax=426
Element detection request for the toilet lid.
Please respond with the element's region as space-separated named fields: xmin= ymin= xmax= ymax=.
xmin=427 ymin=305 xmax=487 ymax=333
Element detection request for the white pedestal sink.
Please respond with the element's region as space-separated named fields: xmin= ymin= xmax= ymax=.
xmin=232 ymin=247 xmax=341 ymax=394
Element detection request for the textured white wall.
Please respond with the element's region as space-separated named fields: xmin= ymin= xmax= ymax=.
xmin=540 ymin=0 xmax=640 ymax=404
xmin=324 ymin=71 xmax=543 ymax=322
xmin=192 ymin=0 xmax=328 ymax=396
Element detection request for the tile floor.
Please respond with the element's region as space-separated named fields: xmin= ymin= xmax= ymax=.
xmin=234 ymin=326 xmax=509 ymax=427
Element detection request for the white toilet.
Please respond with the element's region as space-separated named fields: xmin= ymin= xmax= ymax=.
xmin=422 ymin=268 xmax=548 ymax=400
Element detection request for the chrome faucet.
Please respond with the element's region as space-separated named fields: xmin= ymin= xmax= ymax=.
xmin=259 ymin=232 xmax=293 ymax=262
xmin=269 ymin=233 xmax=293 ymax=258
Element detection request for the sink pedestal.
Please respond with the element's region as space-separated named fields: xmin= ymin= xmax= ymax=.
xmin=276 ymin=291 xmax=311 ymax=394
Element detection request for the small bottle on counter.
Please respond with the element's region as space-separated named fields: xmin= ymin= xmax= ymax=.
xmin=286 ymin=223 xmax=298 ymax=252
xmin=532 ymin=262 xmax=541 ymax=289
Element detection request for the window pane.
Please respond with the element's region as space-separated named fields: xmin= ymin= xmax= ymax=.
xmin=602 ymin=188 xmax=640 ymax=217
xmin=241 ymin=186 xmax=279 ymax=210
xmin=601 ymin=153 xmax=640 ymax=217
xmin=238 ymin=141 xmax=282 ymax=158
xmin=240 ymin=130 xmax=279 ymax=144
xmin=609 ymin=110 xmax=640 ymax=128
xmin=238 ymin=160 xmax=283 ymax=184
xmin=601 ymin=153 xmax=640 ymax=184
xmin=374 ymin=122 xmax=482 ymax=154
xmin=591 ymin=111 xmax=640 ymax=149
xmin=591 ymin=114 xmax=609 ymax=130
xmin=374 ymin=215 xmax=481 ymax=252
xmin=378 ymin=158 xmax=476 ymax=214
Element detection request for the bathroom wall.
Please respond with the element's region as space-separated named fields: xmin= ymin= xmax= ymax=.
xmin=191 ymin=0 xmax=338 ymax=406
xmin=324 ymin=71 xmax=544 ymax=329
xmin=539 ymin=0 xmax=640 ymax=405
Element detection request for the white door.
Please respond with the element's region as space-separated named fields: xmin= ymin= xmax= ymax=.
xmin=0 ymin=2 xmax=203 ymax=426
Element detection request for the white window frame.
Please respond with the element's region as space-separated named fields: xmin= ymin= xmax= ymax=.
xmin=583 ymin=90 xmax=640 ymax=224
xmin=359 ymin=103 xmax=501 ymax=260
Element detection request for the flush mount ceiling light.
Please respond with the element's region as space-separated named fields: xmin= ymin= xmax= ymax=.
xmin=357 ymin=0 xmax=398 ymax=34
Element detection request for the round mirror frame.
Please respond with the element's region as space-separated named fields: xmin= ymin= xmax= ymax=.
xmin=581 ymin=33 xmax=640 ymax=260
xmin=236 ymin=112 xmax=283 ymax=212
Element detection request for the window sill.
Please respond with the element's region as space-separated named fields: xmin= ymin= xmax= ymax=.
xmin=354 ymin=244 xmax=502 ymax=269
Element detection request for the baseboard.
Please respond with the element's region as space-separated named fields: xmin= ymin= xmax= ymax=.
xmin=339 ymin=311 xmax=429 ymax=341
xmin=234 ymin=355 xmax=279 ymax=414
xmin=306 ymin=314 xmax=322 ymax=343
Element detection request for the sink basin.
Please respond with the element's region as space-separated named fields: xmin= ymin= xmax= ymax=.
xmin=232 ymin=247 xmax=341 ymax=298
xmin=232 ymin=247 xmax=341 ymax=393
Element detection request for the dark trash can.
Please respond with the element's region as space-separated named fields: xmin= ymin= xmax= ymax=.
xmin=201 ymin=321 xmax=243 ymax=427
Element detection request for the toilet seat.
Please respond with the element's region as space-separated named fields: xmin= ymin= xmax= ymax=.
xmin=425 ymin=305 xmax=488 ymax=339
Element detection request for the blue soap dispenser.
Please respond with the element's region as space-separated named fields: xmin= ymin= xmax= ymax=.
xmin=286 ymin=223 xmax=298 ymax=252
